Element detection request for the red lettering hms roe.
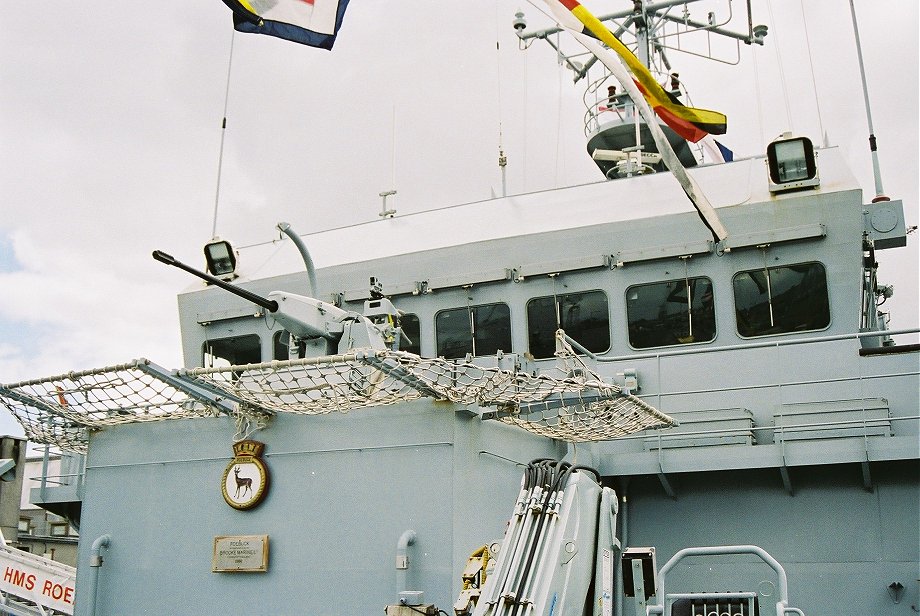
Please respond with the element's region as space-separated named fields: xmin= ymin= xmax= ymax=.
xmin=3 ymin=567 xmax=36 ymax=591
xmin=3 ymin=567 xmax=73 ymax=604
xmin=42 ymin=579 xmax=75 ymax=604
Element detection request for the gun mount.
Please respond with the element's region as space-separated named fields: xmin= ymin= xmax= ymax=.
xmin=153 ymin=250 xmax=402 ymax=358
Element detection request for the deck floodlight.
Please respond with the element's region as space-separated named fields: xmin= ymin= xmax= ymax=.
xmin=204 ymin=237 xmax=237 ymax=280
xmin=767 ymin=134 xmax=820 ymax=193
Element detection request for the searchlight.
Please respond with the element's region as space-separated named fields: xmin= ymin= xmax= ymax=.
xmin=204 ymin=237 xmax=237 ymax=281
xmin=767 ymin=133 xmax=820 ymax=193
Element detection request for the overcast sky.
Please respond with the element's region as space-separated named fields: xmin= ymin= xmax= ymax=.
xmin=0 ymin=0 xmax=917 ymax=436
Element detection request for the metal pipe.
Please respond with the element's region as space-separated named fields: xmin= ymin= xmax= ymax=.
xmin=518 ymin=0 xmax=702 ymax=41
xmin=277 ymin=222 xmax=319 ymax=297
xmin=517 ymin=485 xmax=562 ymax=609
xmin=500 ymin=487 xmax=542 ymax=611
xmin=396 ymin=529 xmax=417 ymax=598
xmin=615 ymin=484 xmax=628 ymax=616
xmin=83 ymin=534 xmax=111 ymax=616
xmin=478 ymin=483 xmax=530 ymax=611
xmin=40 ymin=444 xmax=50 ymax=503
xmin=657 ymin=13 xmax=762 ymax=45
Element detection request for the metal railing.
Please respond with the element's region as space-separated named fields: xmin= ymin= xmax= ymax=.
xmin=646 ymin=545 xmax=802 ymax=616
xmin=565 ymin=327 xmax=919 ymax=425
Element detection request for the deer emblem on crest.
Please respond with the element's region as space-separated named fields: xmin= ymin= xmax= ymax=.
xmin=232 ymin=466 xmax=253 ymax=498
xmin=222 ymin=440 xmax=269 ymax=510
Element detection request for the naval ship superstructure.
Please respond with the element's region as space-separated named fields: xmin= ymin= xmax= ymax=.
xmin=0 ymin=2 xmax=916 ymax=615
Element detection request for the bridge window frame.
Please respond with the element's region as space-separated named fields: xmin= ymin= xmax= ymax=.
xmin=435 ymin=303 xmax=512 ymax=360
xmin=203 ymin=334 xmax=262 ymax=368
xmin=625 ymin=276 xmax=716 ymax=350
xmin=732 ymin=261 xmax=830 ymax=338
xmin=526 ymin=290 xmax=611 ymax=359
xmin=399 ymin=313 xmax=421 ymax=356
xmin=272 ymin=331 xmax=289 ymax=361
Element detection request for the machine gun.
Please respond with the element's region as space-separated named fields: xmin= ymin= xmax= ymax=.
xmin=152 ymin=250 xmax=403 ymax=358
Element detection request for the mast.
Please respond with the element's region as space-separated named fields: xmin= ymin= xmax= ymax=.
xmin=848 ymin=0 xmax=888 ymax=202
xmin=519 ymin=0 xmax=763 ymax=244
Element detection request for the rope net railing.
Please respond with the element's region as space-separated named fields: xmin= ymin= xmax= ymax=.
xmin=0 ymin=360 xmax=221 ymax=453
xmin=499 ymin=393 xmax=671 ymax=441
xmin=1 ymin=348 xmax=674 ymax=451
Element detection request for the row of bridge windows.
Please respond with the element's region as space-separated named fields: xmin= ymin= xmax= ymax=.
xmin=404 ymin=261 xmax=830 ymax=360
xmin=204 ymin=262 xmax=830 ymax=365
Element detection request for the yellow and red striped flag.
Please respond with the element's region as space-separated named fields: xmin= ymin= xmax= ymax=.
xmin=546 ymin=0 xmax=726 ymax=142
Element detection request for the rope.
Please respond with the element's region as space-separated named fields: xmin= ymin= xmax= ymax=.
xmin=765 ymin=0 xmax=794 ymax=132
xmin=233 ymin=407 xmax=271 ymax=442
xmin=798 ymin=0 xmax=826 ymax=143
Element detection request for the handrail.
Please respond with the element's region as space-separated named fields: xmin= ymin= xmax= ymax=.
xmin=647 ymin=545 xmax=792 ymax=616
xmin=566 ymin=327 xmax=920 ymax=364
xmin=615 ymin=414 xmax=919 ymax=445
xmin=28 ymin=472 xmax=83 ymax=487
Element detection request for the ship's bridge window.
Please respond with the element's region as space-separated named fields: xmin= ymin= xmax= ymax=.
xmin=203 ymin=334 xmax=262 ymax=368
xmin=626 ymin=277 xmax=716 ymax=349
xmin=399 ymin=313 xmax=421 ymax=355
xmin=733 ymin=261 xmax=830 ymax=337
xmin=436 ymin=303 xmax=512 ymax=359
xmin=527 ymin=291 xmax=610 ymax=359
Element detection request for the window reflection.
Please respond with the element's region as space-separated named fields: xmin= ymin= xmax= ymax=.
xmin=203 ymin=334 xmax=262 ymax=367
xmin=626 ymin=277 xmax=715 ymax=349
xmin=733 ymin=262 xmax=829 ymax=337
xmin=436 ymin=303 xmax=511 ymax=359
xmin=527 ymin=291 xmax=610 ymax=359
xmin=273 ymin=331 xmax=288 ymax=360
xmin=399 ymin=313 xmax=421 ymax=355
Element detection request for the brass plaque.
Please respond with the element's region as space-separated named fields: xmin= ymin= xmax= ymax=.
xmin=212 ymin=535 xmax=269 ymax=572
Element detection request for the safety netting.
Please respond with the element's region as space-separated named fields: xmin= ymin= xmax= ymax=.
xmin=0 ymin=349 xmax=673 ymax=452
xmin=0 ymin=360 xmax=222 ymax=452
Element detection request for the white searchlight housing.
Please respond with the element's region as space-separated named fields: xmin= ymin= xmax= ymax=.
xmin=767 ymin=133 xmax=820 ymax=194
xmin=204 ymin=237 xmax=238 ymax=281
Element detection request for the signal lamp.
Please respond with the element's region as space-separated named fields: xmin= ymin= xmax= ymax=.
xmin=767 ymin=134 xmax=819 ymax=193
xmin=204 ymin=238 xmax=237 ymax=280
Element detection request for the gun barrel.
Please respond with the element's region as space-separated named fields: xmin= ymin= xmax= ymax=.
xmin=152 ymin=250 xmax=279 ymax=313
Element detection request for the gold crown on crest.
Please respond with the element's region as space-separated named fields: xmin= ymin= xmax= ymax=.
xmin=232 ymin=439 xmax=265 ymax=458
